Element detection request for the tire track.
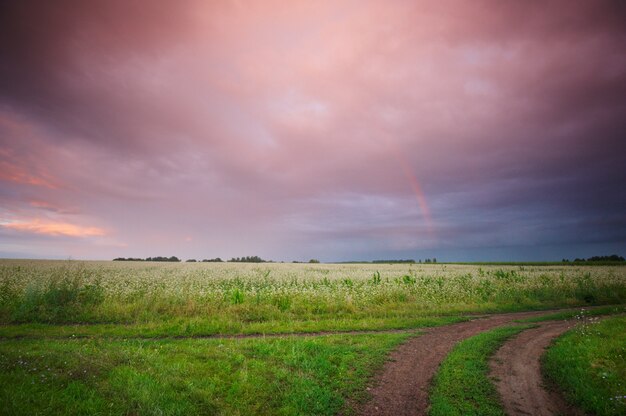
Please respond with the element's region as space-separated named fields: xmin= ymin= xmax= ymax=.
xmin=0 ymin=327 xmax=421 ymax=341
xmin=355 ymin=309 xmax=557 ymax=416
xmin=489 ymin=321 xmax=583 ymax=416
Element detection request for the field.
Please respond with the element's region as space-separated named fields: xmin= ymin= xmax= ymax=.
xmin=1 ymin=260 xmax=625 ymax=335
xmin=0 ymin=260 xmax=625 ymax=415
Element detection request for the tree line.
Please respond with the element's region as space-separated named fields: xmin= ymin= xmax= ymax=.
xmin=371 ymin=259 xmax=437 ymax=264
xmin=113 ymin=256 xmax=273 ymax=263
xmin=228 ymin=256 xmax=266 ymax=263
xmin=372 ymin=259 xmax=416 ymax=264
xmin=563 ymin=255 xmax=625 ymax=263
xmin=185 ymin=257 xmax=267 ymax=263
xmin=113 ymin=256 xmax=181 ymax=262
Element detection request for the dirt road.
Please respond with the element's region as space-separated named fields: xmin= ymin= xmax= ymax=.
xmin=356 ymin=309 xmax=558 ymax=416
xmin=490 ymin=321 xmax=583 ymax=416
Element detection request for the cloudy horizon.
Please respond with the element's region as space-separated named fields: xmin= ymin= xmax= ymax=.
xmin=1 ymin=0 xmax=625 ymax=262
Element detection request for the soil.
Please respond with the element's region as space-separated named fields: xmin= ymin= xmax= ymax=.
xmin=355 ymin=309 xmax=558 ymax=416
xmin=490 ymin=321 xmax=584 ymax=416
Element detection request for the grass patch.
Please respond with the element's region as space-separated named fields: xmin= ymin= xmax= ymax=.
xmin=0 ymin=333 xmax=410 ymax=415
xmin=429 ymin=324 xmax=534 ymax=416
xmin=515 ymin=304 xmax=626 ymax=323
xmin=543 ymin=315 xmax=626 ymax=416
xmin=0 ymin=315 xmax=464 ymax=339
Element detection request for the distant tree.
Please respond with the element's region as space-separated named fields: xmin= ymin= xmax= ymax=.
xmin=186 ymin=259 xmax=197 ymax=262
xmin=586 ymin=255 xmax=624 ymax=262
xmin=433 ymin=258 xmax=437 ymax=263
xmin=115 ymin=256 xmax=184 ymax=262
xmin=228 ymin=256 xmax=266 ymax=263
xmin=145 ymin=256 xmax=180 ymax=262
xmin=372 ymin=259 xmax=415 ymax=264
xmin=202 ymin=257 xmax=223 ymax=262
xmin=309 ymin=259 xmax=320 ymax=263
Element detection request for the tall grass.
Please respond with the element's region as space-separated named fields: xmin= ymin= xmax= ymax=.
xmin=1 ymin=265 xmax=105 ymax=323
xmin=0 ymin=260 xmax=624 ymax=326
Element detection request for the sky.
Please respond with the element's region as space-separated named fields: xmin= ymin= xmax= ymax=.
xmin=0 ymin=0 xmax=625 ymax=262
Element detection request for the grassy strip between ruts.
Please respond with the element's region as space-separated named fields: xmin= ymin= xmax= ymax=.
xmin=0 ymin=332 xmax=411 ymax=415
xmin=515 ymin=304 xmax=626 ymax=323
xmin=428 ymin=324 xmax=535 ymax=416
xmin=542 ymin=315 xmax=626 ymax=416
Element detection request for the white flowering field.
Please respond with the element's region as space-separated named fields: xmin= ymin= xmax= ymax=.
xmin=0 ymin=260 xmax=624 ymax=334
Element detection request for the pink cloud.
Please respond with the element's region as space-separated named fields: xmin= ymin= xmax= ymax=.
xmin=0 ymin=161 xmax=58 ymax=189
xmin=2 ymin=219 xmax=106 ymax=238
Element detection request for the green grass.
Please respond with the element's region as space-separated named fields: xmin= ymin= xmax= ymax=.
xmin=0 ymin=315 xmax=464 ymax=339
xmin=429 ymin=324 xmax=534 ymax=416
xmin=515 ymin=304 xmax=626 ymax=323
xmin=0 ymin=332 xmax=410 ymax=415
xmin=543 ymin=315 xmax=626 ymax=416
